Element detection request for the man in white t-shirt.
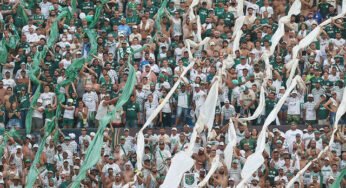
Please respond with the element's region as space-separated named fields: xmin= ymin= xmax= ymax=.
xmin=303 ymin=94 xmax=317 ymax=124
xmin=82 ymin=85 xmax=99 ymax=127
xmin=285 ymin=90 xmax=302 ymax=124
xmin=285 ymin=123 xmax=303 ymax=151
xmin=193 ymin=84 xmax=206 ymax=119
xmin=2 ymin=71 xmax=16 ymax=89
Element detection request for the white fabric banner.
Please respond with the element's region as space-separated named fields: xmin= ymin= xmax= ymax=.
xmin=237 ymin=76 xmax=305 ymax=188
xmin=239 ymin=85 xmax=265 ymax=122
xmin=224 ymin=118 xmax=237 ymax=171
xmin=198 ymin=155 xmax=220 ymax=187
xmin=160 ymin=152 xmax=195 ymax=188
xmin=136 ymin=61 xmax=195 ymax=171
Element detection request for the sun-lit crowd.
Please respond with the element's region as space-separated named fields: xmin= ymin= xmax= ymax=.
xmin=0 ymin=0 xmax=345 ymax=187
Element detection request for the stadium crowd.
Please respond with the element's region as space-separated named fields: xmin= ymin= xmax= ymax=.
xmin=0 ymin=0 xmax=345 ymax=187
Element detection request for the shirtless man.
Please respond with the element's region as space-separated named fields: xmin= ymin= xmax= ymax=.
xmin=112 ymin=173 xmax=123 ymax=188
xmin=103 ymin=168 xmax=115 ymax=188
xmin=192 ymin=147 xmax=207 ymax=165
xmin=323 ymin=91 xmax=339 ymax=126
xmin=123 ymin=162 xmax=134 ymax=184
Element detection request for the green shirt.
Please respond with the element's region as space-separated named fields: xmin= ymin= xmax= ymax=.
xmin=239 ymin=138 xmax=256 ymax=152
xmin=81 ymin=1 xmax=94 ymax=14
xmin=123 ymin=101 xmax=140 ymax=119
xmin=324 ymin=25 xmax=336 ymax=38
xmin=32 ymin=14 xmax=45 ymax=25
xmin=214 ymin=7 xmax=225 ymax=19
xmin=265 ymin=99 xmax=277 ymax=116
xmin=318 ymin=2 xmax=332 ymax=18
xmin=224 ymin=12 xmax=235 ymax=26
xmin=126 ymin=15 xmax=140 ymax=25
xmin=317 ymin=103 xmax=329 ymax=119
xmin=18 ymin=94 xmax=30 ymax=110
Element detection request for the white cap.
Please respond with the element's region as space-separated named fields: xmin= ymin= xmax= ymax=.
xmin=90 ymin=132 xmax=95 ymax=136
xmin=171 ymin=127 xmax=177 ymax=131
xmin=69 ymin=133 xmax=76 ymax=139
xmin=308 ymin=94 xmax=314 ymax=98
xmin=73 ymin=166 xmax=80 ymax=170
xmin=33 ymin=144 xmax=39 ymax=148
xmin=26 ymin=134 xmax=32 ymax=139
xmin=37 ymin=99 xmax=43 ymax=103
xmin=16 ymin=145 xmax=22 ymax=150
xmin=219 ymin=142 xmax=224 ymax=146
xmin=195 ymin=84 xmax=200 ymax=88
xmin=224 ymin=99 xmax=230 ymax=103
xmin=210 ymin=42 xmax=215 ymax=46
xmin=67 ymin=98 xmax=74 ymax=103
xmin=280 ymin=86 xmax=285 ymax=90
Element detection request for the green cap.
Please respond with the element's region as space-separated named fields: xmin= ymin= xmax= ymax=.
xmin=120 ymin=136 xmax=125 ymax=140
xmin=232 ymin=80 xmax=239 ymax=85
xmin=150 ymin=82 xmax=155 ymax=86
xmin=240 ymin=56 xmax=246 ymax=59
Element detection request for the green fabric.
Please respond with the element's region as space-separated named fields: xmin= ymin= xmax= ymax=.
xmin=0 ymin=24 xmax=20 ymax=64
xmin=331 ymin=169 xmax=345 ymax=188
xmin=71 ymin=0 xmax=77 ymax=14
xmin=17 ymin=3 xmax=28 ymax=25
xmin=0 ymin=128 xmax=20 ymax=157
xmin=70 ymin=58 xmax=137 ymax=188
xmin=26 ymin=119 xmax=56 ymax=187
xmin=88 ymin=5 xmax=102 ymax=29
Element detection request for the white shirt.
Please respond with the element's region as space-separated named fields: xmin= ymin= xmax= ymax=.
xmin=82 ymin=91 xmax=98 ymax=111
xmin=303 ymin=101 xmax=317 ymax=120
xmin=2 ymin=78 xmax=16 ymax=89
xmin=39 ymin=92 xmax=55 ymax=107
xmin=193 ymin=90 xmax=206 ymax=108
xmin=39 ymin=1 xmax=53 ymax=18
xmin=177 ymin=90 xmax=189 ymax=108
xmin=286 ymin=96 xmax=301 ymax=115
xmin=285 ymin=129 xmax=304 ymax=149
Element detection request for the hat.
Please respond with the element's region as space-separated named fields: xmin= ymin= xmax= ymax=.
xmin=124 ymin=128 xmax=129 ymax=132
xmin=232 ymin=159 xmax=239 ymax=163
xmin=171 ymin=127 xmax=177 ymax=131
xmin=195 ymin=84 xmax=200 ymax=88
xmin=33 ymin=144 xmax=39 ymax=148
xmin=308 ymin=94 xmax=314 ymax=98
xmin=90 ymin=132 xmax=96 ymax=136
xmin=276 ymin=140 xmax=282 ymax=144
xmin=16 ymin=145 xmax=22 ymax=150
xmin=273 ymin=128 xmax=279 ymax=133
xmin=224 ymin=99 xmax=230 ymax=103
xmin=314 ymin=130 xmax=320 ymax=134
xmin=73 ymin=166 xmax=80 ymax=170
xmin=65 ymin=136 xmax=71 ymax=140
xmin=303 ymin=129 xmax=308 ymax=132
xmin=232 ymin=80 xmax=239 ymax=85
xmin=219 ymin=142 xmax=224 ymax=146
xmin=291 ymin=90 xmax=298 ymax=94
xmin=210 ymin=42 xmax=215 ymax=46
xmin=240 ymin=56 xmax=246 ymax=59
xmin=37 ymin=99 xmax=43 ymax=103
xmin=69 ymin=133 xmax=76 ymax=139
xmin=67 ymin=98 xmax=73 ymax=103
xmin=63 ymin=159 xmax=69 ymax=163
xmin=324 ymin=157 xmax=330 ymax=161
xmin=26 ymin=134 xmax=32 ymax=139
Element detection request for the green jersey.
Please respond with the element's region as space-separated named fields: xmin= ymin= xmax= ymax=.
xmin=126 ymin=15 xmax=140 ymax=25
xmin=214 ymin=7 xmax=225 ymax=19
xmin=224 ymin=12 xmax=235 ymax=26
xmin=318 ymin=2 xmax=332 ymax=18
xmin=317 ymin=103 xmax=329 ymax=119
xmin=123 ymin=101 xmax=140 ymax=120
xmin=32 ymin=14 xmax=45 ymax=25
xmin=18 ymin=94 xmax=30 ymax=110
xmin=265 ymin=99 xmax=277 ymax=116
xmin=81 ymin=1 xmax=94 ymax=14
